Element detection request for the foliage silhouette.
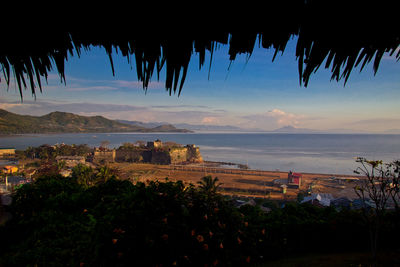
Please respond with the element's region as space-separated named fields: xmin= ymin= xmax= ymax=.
xmin=353 ymin=158 xmax=400 ymax=260
xmin=0 ymin=174 xmax=399 ymax=266
xmin=198 ymin=175 xmax=222 ymax=196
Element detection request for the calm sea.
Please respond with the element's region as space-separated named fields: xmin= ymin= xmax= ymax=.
xmin=1 ymin=133 xmax=400 ymax=175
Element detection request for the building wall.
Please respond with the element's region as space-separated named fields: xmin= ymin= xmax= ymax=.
xmin=0 ymin=149 xmax=16 ymax=157
xmin=186 ymin=146 xmax=203 ymax=163
xmin=151 ymin=150 xmax=171 ymax=164
xmin=169 ymin=148 xmax=188 ymax=164
xmin=93 ymin=149 xmax=116 ymax=163
xmin=111 ymin=142 xmax=203 ymax=165
xmin=147 ymin=140 xmax=162 ymax=149
xmin=116 ymin=150 xmax=144 ymax=162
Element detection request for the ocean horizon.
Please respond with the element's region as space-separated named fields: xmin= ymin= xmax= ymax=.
xmin=1 ymin=132 xmax=399 ymax=175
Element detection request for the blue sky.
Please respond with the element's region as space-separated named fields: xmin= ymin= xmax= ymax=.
xmin=1 ymin=37 xmax=400 ymax=132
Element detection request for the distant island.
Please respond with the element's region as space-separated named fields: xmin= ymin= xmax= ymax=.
xmin=272 ymin=125 xmax=320 ymax=133
xmin=0 ymin=109 xmax=191 ymax=134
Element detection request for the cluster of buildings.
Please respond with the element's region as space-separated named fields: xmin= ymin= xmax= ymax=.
xmin=299 ymin=193 xmax=383 ymax=210
xmin=91 ymin=139 xmax=203 ymax=165
xmin=1 ymin=140 xmax=204 ymax=182
xmin=0 ymin=148 xmax=15 ymax=158
xmin=45 ymin=140 xmax=203 ymax=176
xmin=273 ymin=171 xmax=303 ymax=194
xmin=1 ymin=148 xmax=27 ymax=193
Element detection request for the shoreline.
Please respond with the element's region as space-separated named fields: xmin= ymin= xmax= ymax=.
xmin=1 ymin=135 xmax=398 ymax=177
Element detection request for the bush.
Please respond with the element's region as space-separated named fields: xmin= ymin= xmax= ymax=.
xmin=0 ymin=177 xmax=254 ymax=266
xmin=1 ymin=175 xmax=399 ymax=266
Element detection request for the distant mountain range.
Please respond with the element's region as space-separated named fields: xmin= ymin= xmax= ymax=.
xmin=118 ymin=120 xmax=399 ymax=134
xmin=117 ymin=120 xmax=168 ymax=129
xmin=384 ymin=129 xmax=400 ymax=134
xmin=118 ymin=120 xmax=263 ymax=132
xmin=272 ymin=125 xmax=370 ymax=134
xmin=271 ymin=125 xmax=320 ymax=133
xmin=2 ymin=109 xmax=397 ymax=135
xmin=271 ymin=125 xmax=400 ymax=134
xmin=0 ymin=109 xmax=191 ymax=134
xmin=174 ymin=123 xmax=258 ymax=132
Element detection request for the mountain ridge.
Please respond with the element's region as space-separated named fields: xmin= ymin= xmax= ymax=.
xmin=120 ymin=121 xmax=266 ymax=132
xmin=0 ymin=109 xmax=191 ymax=134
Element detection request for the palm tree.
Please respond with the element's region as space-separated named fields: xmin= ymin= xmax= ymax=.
xmin=96 ymin=165 xmax=115 ymax=183
xmin=198 ymin=176 xmax=222 ymax=195
xmin=71 ymin=163 xmax=94 ymax=188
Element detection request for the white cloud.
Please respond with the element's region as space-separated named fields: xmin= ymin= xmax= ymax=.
xmin=266 ymin=108 xmax=305 ymax=126
xmin=0 ymin=100 xmax=45 ymax=114
xmin=0 ymin=99 xmax=146 ymax=116
xmin=0 ymin=102 xmax=25 ymax=109
xmin=201 ymin=117 xmax=219 ymax=124
xmin=241 ymin=108 xmax=307 ymax=130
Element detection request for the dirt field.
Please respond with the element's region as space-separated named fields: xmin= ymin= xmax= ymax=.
xmin=108 ymin=162 xmax=361 ymax=200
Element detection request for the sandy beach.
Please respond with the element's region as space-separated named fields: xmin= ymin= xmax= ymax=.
xmin=108 ymin=161 xmax=361 ymax=200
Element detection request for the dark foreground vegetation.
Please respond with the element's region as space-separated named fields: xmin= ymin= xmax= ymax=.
xmin=1 ymin=175 xmax=400 ymax=266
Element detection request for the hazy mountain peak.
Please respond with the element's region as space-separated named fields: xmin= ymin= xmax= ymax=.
xmin=273 ymin=125 xmax=319 ymax=133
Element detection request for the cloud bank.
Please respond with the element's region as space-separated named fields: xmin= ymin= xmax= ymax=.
xmin=241 ymin=108 xmax=306 ymax=129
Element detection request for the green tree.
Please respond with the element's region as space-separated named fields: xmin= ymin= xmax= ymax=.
xmin=14 ymin=150 xmax=26 ymax=160
xmin=38 ymin=149 xmax=49 ymax=160
xmin=95 ymin=165 xmax=116 ymax=183
xmin=72 ymin=163 xmax=94 ymax=188
xmin=57 ymin=160 xmax=66 ymax=171
xmin=296 ymin=191 xmax=306 ymax=203
xmin=119 ymin=142 xmax=135 ymax=150
xmin=55 ymin=144 xmax=73 ymax=157
xmin=24 ymin=146 xmax=36 ymax=159
xmin=74 ymin=144 xmax=91 ymax=156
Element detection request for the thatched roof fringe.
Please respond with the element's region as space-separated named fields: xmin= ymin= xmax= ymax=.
xmin=1 ymin=25 xmax=399 ymax=99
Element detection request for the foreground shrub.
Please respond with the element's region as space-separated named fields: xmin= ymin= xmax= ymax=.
xmin=1 ymin=177 xmax=252 ymax=266
xmin=1 ymin=175 xmax=399 ymax=266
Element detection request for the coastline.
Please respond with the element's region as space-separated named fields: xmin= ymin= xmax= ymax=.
xmin=2 ymin=133 xmax=399 ymax=176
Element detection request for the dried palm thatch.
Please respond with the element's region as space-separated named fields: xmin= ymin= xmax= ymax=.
xmin=1 ymin=1 xmax=399 ymax=99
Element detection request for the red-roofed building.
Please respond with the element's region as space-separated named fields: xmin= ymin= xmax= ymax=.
xmin=288 ymin=171 xmax=302 ymax=188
